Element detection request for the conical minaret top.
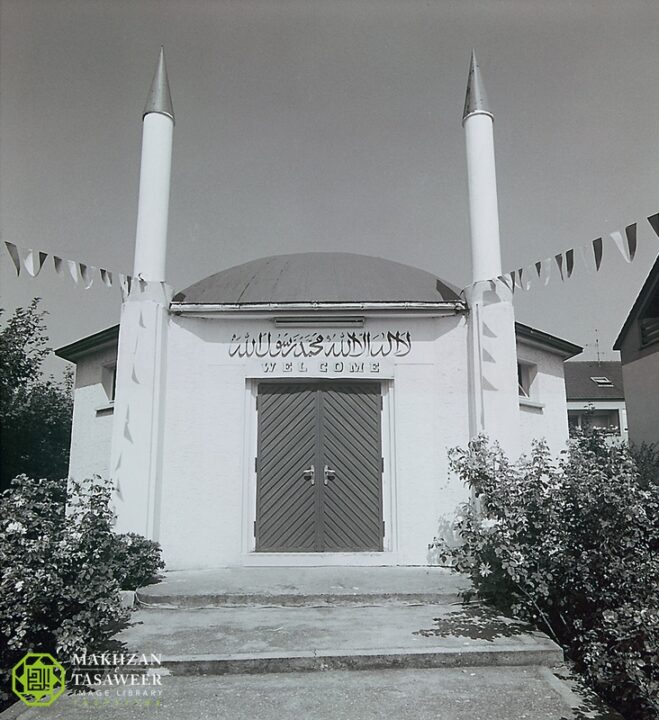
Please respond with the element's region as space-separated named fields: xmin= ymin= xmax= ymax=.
xmin=143 ymin=46 xmax=175 ymax=123
xmin=462 ymin=50 xmax=492 ymax=125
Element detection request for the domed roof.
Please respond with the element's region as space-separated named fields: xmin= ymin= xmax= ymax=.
xmin=172 ymin=252 xmax=461 ymax=306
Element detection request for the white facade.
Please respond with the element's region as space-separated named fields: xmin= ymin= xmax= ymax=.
xmin=63 ymin=293 xmax=578 ymax=570
xmin=517 ymin=338 xmax=573 ymax=453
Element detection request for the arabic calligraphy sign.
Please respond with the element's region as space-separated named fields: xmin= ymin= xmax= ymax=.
xmin=229 ymin=330 xmax=412 ymax=359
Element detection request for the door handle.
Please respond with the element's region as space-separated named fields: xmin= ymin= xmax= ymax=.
xmin=303 ymin=465 xmax=315 ymax=485
xmin=324 ymin=465 xmax=336 ymax=485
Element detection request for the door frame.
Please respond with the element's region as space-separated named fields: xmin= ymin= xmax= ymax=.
xmin=241 ymin=377 xmax=398 ymax=565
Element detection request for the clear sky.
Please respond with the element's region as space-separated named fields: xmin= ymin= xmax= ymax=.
xmin=1 ymin=0 xmax=658 ymax=372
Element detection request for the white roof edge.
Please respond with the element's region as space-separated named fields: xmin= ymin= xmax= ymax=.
xmin=169 ymin=301 xmax=466 ymax=315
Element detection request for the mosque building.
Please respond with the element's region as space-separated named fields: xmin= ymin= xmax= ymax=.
xmin=57 ymin=50 xmax=581 ymax=570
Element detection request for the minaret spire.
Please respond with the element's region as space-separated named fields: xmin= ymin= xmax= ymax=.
xmin=133 ymin=47 xmax=175 ymax=282
xmin=462 ymin=50 xmax=492 ymax=125
xmin=143 ymin=46 xmax=175 ymax=123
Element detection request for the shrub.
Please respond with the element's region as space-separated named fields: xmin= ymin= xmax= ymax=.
xmin=630 ymin=442 xmax=659 ymax=489
xmin=433 ymin=434 xmax=659 ymax=720
xmin=0 ymin=475 xmax=128 ymax=706
xmin=111 ymin=533 xmax=165 ymax=590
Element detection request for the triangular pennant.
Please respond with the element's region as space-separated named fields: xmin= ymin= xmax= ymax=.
xmin=24 ymin=249 xmax=48 ymax=277
xmin=565 ymin=249 xmax=575 ymax=278
xmin=534 ymin=261 xmax=542 ymax=278
xmin=540 ymin=258 xmax=551 ymax=287
xmin=119 ymin=273 xmax=132 ymax=300
xmin=648 ymin=213 xmax=659 ymax=238
xmin=497 ymin=274 xmax=514 ymax=292
xmin=66 ymin=260 xmax=79 ymax=283
xmin=53 ymin=256 xmax=64 ymax=274
xmin=4 ymin=242 xmax=21 ymax=276
xmin=536 ymin=258 xmax=551 ymax=286
xmin=100 ymin=269 xmax=113 ymax=287
xmin=610 ymin=231 xmax=632 ymax=263
xmin=625 ymin=223 xmax=637 ymax=261
xmin=516 ymin=268 xmax=531 ymax=291
xmin=592 ymin=237 xmax=603 ymax=271
xmin=79 ymin=263 xmax=95 ymax=289
xmin=554 ymin=253 xmax=565 ymax=281
xmin=578 ymin=245 xmax=596 ymax=275
xmin=513 ymin=269 xmax=523 ymax=290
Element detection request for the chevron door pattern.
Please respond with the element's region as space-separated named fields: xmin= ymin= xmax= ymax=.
xmin=255 ymin=382 xmax=383 ymax=552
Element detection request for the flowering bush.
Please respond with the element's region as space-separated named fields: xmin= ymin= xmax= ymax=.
xmin=0 ymin=474 xmax=163 ymax=707
xmin=433 ymin=434 xmax=659 ymax=720
xmin=112 ymin=533 xmax=165 ymax=590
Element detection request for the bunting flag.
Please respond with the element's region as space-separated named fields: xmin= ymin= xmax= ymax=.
xmin=649 ymin=213 xmax=659 ymax=238
xmin=496 ymin=274 xmax=515 ymax=293
xmin=4 ymin=242 xmax=22 ymax=276
xmin=24 ymin=249 xmax=48 ymax=277
xmin=592 ymin=237 xmax=603 ymax=271
xmin=79 ymin=263 xmax=95 ymax=289
xmin=66 ymin=260 xmax=79 ymax=284
xmin=119 ymin=273 xmax=133 ymax=301
xmin=610 ymin=230 xmax=634 ymax=263
xmin=565 ymin=248 xmax=575 ymax=278
xmin=625 ymin=223 xmax=637 ymax=261
xmin=536 ymin=258 xmax=552 ymax=286
xmin=487 ymin=209 xmax=658 ymax=294
xmin=578 ymin=245 xmax=596 ymax=276
xmin=4 ymin=208 xmax=659 ymax=300
xmin=2 ymin=239 xmax=134 ymax=295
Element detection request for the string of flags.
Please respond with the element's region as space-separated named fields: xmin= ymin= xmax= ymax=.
xmin=492 ymin=212 xmax=659 ymax=293
xmin=2 ymin=241 xmax=140 ymax=299
xmin=3 ymin=212 xmax=659 ymax=300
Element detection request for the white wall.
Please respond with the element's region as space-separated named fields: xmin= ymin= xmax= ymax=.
xmin=66 ymin=313 xmax=574 ymax=570
xmin=156 ymin=313 xmax=472 ymax=569
xmin=516 ymin=340 xmax=571 ymax=455
xmin=68 ymin=346 xmax=117 ymax=482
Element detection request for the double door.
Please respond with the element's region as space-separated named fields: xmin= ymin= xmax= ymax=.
xmin=255 ymin=382 xmax=384 ymax=552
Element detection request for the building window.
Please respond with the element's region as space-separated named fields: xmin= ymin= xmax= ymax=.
xmin=102 ymin=363 xmax=117 ymax=402
xmin=590 ymin=376 xmax=614 ymax=388
xmin=568 ymin=409 xmax=621 ymax=435
xmin=518 ymin=362 xmax=535 ymax=398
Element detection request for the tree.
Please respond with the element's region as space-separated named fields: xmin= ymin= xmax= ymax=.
xmin=0 ymin=299 xmax=73 ymax=491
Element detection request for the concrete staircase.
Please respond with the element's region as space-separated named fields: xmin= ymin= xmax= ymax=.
xmin=4 ymin=568 xmax=621 ymax=720
xmin=122 ymin=566 xmax=563 ymax=676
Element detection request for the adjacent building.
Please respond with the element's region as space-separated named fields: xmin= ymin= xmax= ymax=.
xmin=564 ymin=361 xmax=627 ymax=442
xmin=613 ymin=253 xmax=659 ymax=446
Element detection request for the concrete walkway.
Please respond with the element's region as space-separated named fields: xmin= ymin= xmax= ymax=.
xmin=4 ymin=667 xmax=617 ymax=720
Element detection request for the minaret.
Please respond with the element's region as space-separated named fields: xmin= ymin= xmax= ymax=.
xmin=110 ymin=49 xmax=175 ymax=541
xmin=463 ymin=50 xmax=501 ymax=284
xmin=462 ymin=51 xmax=520 ymax=454
xmin=133 ymin=47 xmax=175 ymax=281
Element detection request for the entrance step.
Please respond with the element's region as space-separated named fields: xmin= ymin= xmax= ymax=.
xmin=137 ymin=566 xmax=471 ymax=607
xmin=117 ymin=602 xmax=563 ymax=676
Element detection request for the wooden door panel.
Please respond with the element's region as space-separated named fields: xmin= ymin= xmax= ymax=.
xmin=256 ymin=383 xmax=318 ymax=551
xmin=320 ymin=383 xmax=383 ymax=551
